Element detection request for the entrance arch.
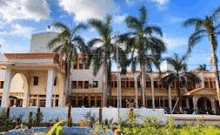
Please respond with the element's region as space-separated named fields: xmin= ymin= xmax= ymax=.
xmin=197 ymin=97 xmax=212 ymax=114
xmin=9 ymin=72 xmax=28 ymax=107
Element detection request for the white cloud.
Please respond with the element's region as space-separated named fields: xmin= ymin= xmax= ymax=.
xmin=59 ymin=0 xmax=117 ymax=22
xmin=0 ymin=0 xmax=49 ymax=22
xmin=152 ymin=0 xmax=169 ymax=5
xmin=163 ymin=36 xmax=187 ymax=50
xmin=11 ymin=24 xmax=35 ymax=39
xmin=169 ymin=16 xmax=185 ymax=24
xmin=114 ymin=15 xmax=127 ymax=24
xmin=0 ymin=24 xmax=35 ymax=39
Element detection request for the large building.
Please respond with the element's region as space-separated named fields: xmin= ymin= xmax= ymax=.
xmin=0 ymin=32 xmax=219 ymax=114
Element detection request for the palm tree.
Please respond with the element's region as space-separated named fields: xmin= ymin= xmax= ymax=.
xmin=183 ymin=8 xmax=220 ymax=105
xmin=162 ymin=53 xmax=201 ymax=113
xmin=86 ymin=15 xmax=127 ymax=107
xmin=197 ymin=64 xmax=207 ymax=71
xmin=47 ymin=22 xmax=87 ymax=106
xmin=120 ymin=6 xmax=166 ymax=107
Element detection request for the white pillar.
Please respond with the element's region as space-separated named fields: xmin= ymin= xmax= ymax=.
xmin=46 ymin=68 xmax=55 ymax=108
xmin=168 ymin=85 xmax=172 ymax=111
xmin=22 ymin=89 xmax=28 ymax=107
xmin=193 ymin=96 xmax=199 ymax=113
xmin=1 ymin=68 xmax=12 ymax=108
xmin=134 ymin=76 xmax=138 ymax=108
xmin=151 ymin=78 xmax=155 ymax=109
xmin=211 ymin=99 xmax=216 ymax=114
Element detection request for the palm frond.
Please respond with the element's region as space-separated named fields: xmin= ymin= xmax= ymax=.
xmin=139 ymin=6 xmax=147 ymax=25
xmin=72 ymin=23 xmax=88 ymax=35
xmin=88 ymin=38 xmax=103 ymax=48
xmin=187 ymin=34 xmax=205 ymax=55
xmin=125 ymin=16 xmax=142 ymax=31
xmin=145 ymin=25 xmax=163 ymax=37
xmin=183 ymin=18 xmax=203 ymax=28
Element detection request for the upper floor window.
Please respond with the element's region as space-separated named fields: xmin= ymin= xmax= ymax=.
xmin=93 ymin=81 xmax=98 ymax=88
xmin=0 ymin=81 xmax=4 ymax=89
xmin=72 ymin=56 xmax=89 ymax=70
xmin=71 ymin=81 xmax=91 ymax=89
xmin=54 ymin=77 xmax=57 ymax=86
xmin=33 ymin=76 xmax=39 ymax=86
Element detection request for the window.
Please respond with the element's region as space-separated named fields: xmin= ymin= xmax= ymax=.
xmin=79 ymin=64 xmax=84 ymax=69
xmin=130 ymin=81 xmax=134 ymax=87
xmin=84 ymin=81 xmax=89 ymax=89
xmin=146 ymin=82 xmax=151 ymax=88
xmin=93 ymin=81 xmax=98 ymax=88
xmin=72 ymin=81 xmax=77 ymax=89
xmin=78 ymin=81 xmax=83 ymax=89
xmin=154 ymin=81 xmax=158 ymax=88
xmin=33 ymin=76 xmax=39 ymax=86
xmin=0 ymin=81 xmax=4 ymax=89
xmin=73 ymin=64 xmax=78 ymax=69
xmin=54 ymin=77 xmax=57 ymax=86
xmin=137 ymin=81 xmax=141 ymax=88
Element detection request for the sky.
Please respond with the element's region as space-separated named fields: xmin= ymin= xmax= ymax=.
xmin=0 ymin=0 xmax=219 ymax=71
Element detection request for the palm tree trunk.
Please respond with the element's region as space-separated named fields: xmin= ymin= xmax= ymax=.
xmin=102 ymin=60 xmax=108 ymax=107
xmin=141 ymin=63 xmax=146 ymax=107
xmin=209 ymin=34 xmax=220 ymax=107
xmin=177 ymin=74 xmax=183 ymax=113
xmin=107 ymin=60 xmax=112 ymax=107
xmin=66 ymin=62 xmax=72 ymax=106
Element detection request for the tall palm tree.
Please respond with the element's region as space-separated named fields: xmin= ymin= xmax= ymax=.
xmin=120 ymin=6 xmax=166 ymax=107
xmin=183 ymin=8 xmax=220 ymax=105
xmin=47 ymin=22 xmax=87 ymax=106
xmin=86 ymin=15 xmax=127 ymax=107
xmin=162 ymin=54 xmax=201 ymax=113
xmin=197 ymin=64 xmax=207 ymax=71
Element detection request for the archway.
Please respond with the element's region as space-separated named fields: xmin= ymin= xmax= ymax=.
xmin=9 ymin=72 xmax=28 ymax=107
xmin=197 ymin=97 xmax=212 ymax=114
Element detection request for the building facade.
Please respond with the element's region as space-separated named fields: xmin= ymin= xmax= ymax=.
xmin=0 ymin=32 xmax=219 ymax=114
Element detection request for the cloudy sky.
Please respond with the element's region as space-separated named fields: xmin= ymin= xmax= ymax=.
xmin=0 ymin=0 xmax=219 ymax=70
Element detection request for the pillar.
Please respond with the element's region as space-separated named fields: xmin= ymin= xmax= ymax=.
xmin=134 ymin=76 xmax=138 ymax=108
xmin=1 ymin=68 xmax=12 ymax=108
xmin=46 ymin=68 xmax=55 ymax=108
xmin=22 ymin=89 xmax=28 ymax=107
xmin=193 ymin=96 xmax=199 ymax=114
xmin=36 ymin=95 xmax=40 ymax=107
xmin=151 ymin=78 xmax=155 ymax=109
xmin=168 ymin=85 xmax=172 ymax=111
xmin=211 ymin=99 xmax=216 ymax=114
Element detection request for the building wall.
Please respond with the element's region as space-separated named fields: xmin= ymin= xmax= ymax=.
xmin=29 ymin=32 xmax=59 ymax=53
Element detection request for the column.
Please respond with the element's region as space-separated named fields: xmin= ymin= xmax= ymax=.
xmin=168 ymin=85 xmax=172 ymax=111
xmin=211 ymin=99 xmax=216 ymax=114
xmin=1 ymin=68 xmax=12 ymax=108
xmin=134 ymin=76 xmax=138 ymax=108
xmin=22 ymin=89 xmax=28 ymax=107
xmin=151 ymin=78 xmax=155 ymax=109
xmin=193 ymin=96 xmax=198 ymax=114
xmin=46 ymin=68 xmax=55 ymax=108
xmin=36 ymin=95 xmax=40 ymax=107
